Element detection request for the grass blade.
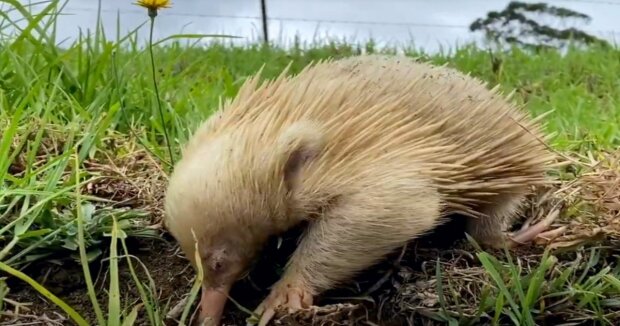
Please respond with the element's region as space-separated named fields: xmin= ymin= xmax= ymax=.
xmin=0 ymin=261 xmax=89 ymax=326
xmin=152 ymin=33 xmax=241 ymax=47
xmin=74 ymin=150 xmax=106 ymax=325
xmin=107 ymin=217 xmax=122 ymax=326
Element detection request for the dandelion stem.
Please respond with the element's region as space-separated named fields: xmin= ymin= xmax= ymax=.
xmin=148 ymin=15 xmax=175 ymax=169
xmin=112 ymin=51 xmax=172 ymax=168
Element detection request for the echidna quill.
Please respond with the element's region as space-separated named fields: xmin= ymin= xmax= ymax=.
xmin=164 ymin=54 xmax=558 ymax=326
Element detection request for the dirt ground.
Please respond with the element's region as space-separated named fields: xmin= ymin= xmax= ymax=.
xmin=2 ymin=215 xmax=478 ymax=326
xmin=2 ymin=144 xmax=618 ymax=326
xmin=3 ymin=206 xmax=620 ymax=326
xmin=2 ymin=236 xmax=192 ymax=326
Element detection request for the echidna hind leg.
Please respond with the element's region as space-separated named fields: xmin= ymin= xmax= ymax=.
xmin=465 ymin=191 xmax=556 ymax=249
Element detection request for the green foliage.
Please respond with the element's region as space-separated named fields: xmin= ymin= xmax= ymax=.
xmin=470 ymin=1 xmax=610 ymax=50
xmin=0 ymin=0 xmax=618 ymax=325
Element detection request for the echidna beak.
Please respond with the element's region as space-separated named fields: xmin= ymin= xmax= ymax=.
xmin=195 ymin=284 xmax=231 ymax=326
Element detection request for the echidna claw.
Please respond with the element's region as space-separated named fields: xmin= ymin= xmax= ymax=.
xmin=507 ymin=209 xmax=561 ymax=246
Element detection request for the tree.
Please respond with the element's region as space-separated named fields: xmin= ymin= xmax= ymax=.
xmin=470 ymin=1 xmax=608 ymax=51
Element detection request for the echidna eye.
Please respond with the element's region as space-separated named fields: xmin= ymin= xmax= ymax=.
xmin=213 ymin=261 xmax=223 ymax=271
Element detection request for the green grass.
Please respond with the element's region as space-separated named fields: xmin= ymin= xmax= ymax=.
xmin=0 ymin=0 xmax=619 ymax=325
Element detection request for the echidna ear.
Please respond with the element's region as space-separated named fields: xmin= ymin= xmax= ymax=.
xmin=276 ymin=121 xmax=324 ymax=192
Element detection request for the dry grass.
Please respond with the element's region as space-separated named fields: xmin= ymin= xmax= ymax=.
xmin=3 ymin=81 xmax=620 ymax=326
xmin=382 ymin=151 xmax=620 ymax=325
xmin=269 ymin=151 xmax=620 ymax=326
xmin=2 ymin=2 xmax=620 ymax=323
xmin=536 ymin=150 xmax=620 ymax=250
xmin=81 ymin=132 xmax=169 ymax=225
xmin=3 ymin=90 xmax=620 ymax=326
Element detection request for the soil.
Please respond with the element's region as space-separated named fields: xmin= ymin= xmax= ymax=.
xmin=3 ymin=146 xmax=618 ymax=326
xmin=1 ymin=216 xmax=471 ymax=326
xmin=2 ymin=235 xmax=195 ymax=326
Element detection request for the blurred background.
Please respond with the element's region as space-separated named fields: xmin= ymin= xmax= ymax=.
xmin=6 ymin=0 xmax=620 ymax=53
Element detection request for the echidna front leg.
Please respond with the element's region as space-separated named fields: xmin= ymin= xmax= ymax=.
xmin=254 ymin=177 xmax=443 ymax=326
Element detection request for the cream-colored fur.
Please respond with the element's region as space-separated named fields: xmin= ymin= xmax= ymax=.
xmin=163 ymin=54 xmax=557 ymax=320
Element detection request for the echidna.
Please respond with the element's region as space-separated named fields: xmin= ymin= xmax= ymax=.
xmin=163 ymin=54 xmax=557 ymax=326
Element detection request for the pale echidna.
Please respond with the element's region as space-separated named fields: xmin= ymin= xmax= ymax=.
xmin=163 ymin=54 xmax=557 ymax=326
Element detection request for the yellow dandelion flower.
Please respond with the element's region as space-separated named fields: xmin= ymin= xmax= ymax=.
xmin=134 ymin=0 xmax=171 ymax=16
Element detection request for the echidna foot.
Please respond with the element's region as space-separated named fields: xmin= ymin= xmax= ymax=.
xmin=507 ymin=209 xmax=562 ymax=247
xmin=254 ymin=278 xmax=313 ymax=326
